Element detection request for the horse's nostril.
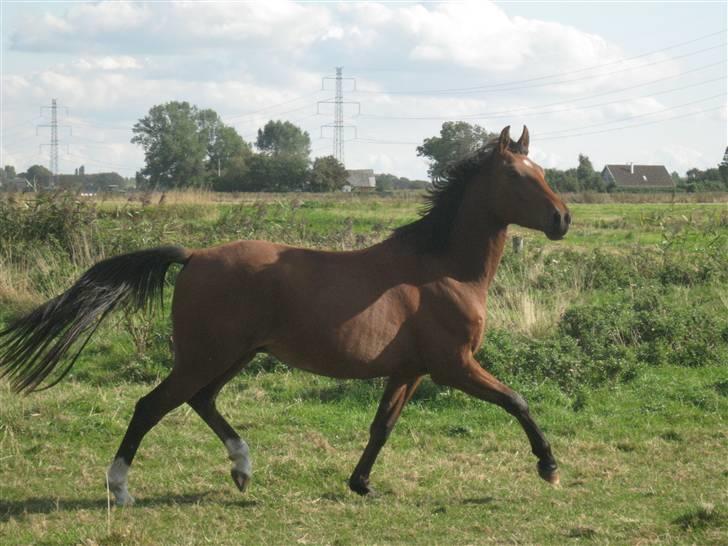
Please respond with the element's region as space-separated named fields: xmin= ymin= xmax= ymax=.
xmin=553 ymin=211 xmax=561 ymax=226
xmin=564 ymin=212 xmax=571 ymax=225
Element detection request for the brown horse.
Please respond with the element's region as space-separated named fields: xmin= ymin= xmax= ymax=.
xmin=0 ymin=126 xmax=570 ymax=506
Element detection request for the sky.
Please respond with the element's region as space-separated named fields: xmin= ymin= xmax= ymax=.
xmin=1 ymin=1 xmax=726 ymax=180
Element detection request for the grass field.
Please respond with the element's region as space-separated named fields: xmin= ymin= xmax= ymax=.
xmin=1 ymin=192 xmax=727 ymax=544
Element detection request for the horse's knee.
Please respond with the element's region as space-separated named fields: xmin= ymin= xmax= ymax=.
xmin=133 ymin=394 xmax=165 ymax=428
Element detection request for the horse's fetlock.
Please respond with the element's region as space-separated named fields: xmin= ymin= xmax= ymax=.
xmin=348 ymin=473 xmax=371 ymax=496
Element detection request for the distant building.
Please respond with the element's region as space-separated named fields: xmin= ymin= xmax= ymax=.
xmin=343 ymin=169 xmax=376 ymax=192
xmin=601 ymin=164 xmax=673 ymax=189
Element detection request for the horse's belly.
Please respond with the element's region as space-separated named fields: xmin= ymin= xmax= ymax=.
xmin=268 ymin=305 xmax=410 ymax=379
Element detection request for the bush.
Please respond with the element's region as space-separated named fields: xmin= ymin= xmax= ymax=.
xmin=560 ymin=290 xmax=728 ymax=368
xmin=0 ymin=192 xmax=97 ymax=256
xmin=476 ymin=329 xmax=638 ymax=395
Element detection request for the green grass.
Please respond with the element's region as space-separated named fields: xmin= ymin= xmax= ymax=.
xmin=0 ymin=193 xmax=727 ymax=544
xmin=1 ymin=366 xmax=726 ymax=545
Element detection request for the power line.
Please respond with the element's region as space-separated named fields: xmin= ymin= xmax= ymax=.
xmin=353 ymin=28 xmax=726 ymax=95
xmin=350 ymin=28 xmax=727 ymax=79
xmin=355 ymin=43 xmax=725 ymax=97
xmin=239 ymin=112 xmax=321 ymax=142
xmin=354 ymin=99 xmax=725 ymax=148
xmin=221 ymin=90 xmax=324 ymax=123
xmin=70 ymin=120 xmax=133 ymax=132
xmin=539 ymin=104 xmax=724 ymax=141
xmin=537 ymin=93 xmax=726 ymax=136
xmin=1 ymin=116 xmax=43 ymax=135
xmin=359 ymin=70 xmax=725 ymax=122
xmin=65 ymin=151 xmax=134 ymax=172
xmin=355 ymin=136 xmax=420 ymax=146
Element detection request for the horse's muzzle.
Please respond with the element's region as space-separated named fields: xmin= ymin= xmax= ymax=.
xmin=547 ymin=209 xmax=570 ymax=240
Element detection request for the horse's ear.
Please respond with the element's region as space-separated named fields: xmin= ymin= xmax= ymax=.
xmin=498 ymin=126 xmax=511 ymax=155
xmin=517 ymin=125 xmax=529 ymax=156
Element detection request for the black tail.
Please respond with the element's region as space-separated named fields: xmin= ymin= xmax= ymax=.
xmin=0 ymin=246 xmax=191 ymax=394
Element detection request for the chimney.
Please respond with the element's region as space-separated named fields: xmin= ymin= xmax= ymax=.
xmin=629 ymin=162 xmax=634 ymax=174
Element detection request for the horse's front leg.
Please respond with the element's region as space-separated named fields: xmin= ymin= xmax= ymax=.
xmin=349 ymin=375 xmax=423 ymax=496
xmin=432 ymin=357 xmax=559 ymax=485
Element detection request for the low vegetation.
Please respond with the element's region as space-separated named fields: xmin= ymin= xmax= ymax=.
xmin=0 ymin=191 xmax=726 ymax=544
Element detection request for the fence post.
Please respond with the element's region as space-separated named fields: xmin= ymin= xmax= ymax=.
xmin=512 ymin=236 xmax=524 ymax=253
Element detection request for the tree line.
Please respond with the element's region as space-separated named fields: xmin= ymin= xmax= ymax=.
xmin=3 ymin=102 xmax=727 ymax=193
xmin=131 ymin=102 xmax=348 ymax=193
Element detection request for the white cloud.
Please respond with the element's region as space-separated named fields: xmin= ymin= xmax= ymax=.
xmin=654 ymin=145 xmax=708 ymax=175
xmin=2 ymin=1 xmax=722 ymax=177
xmin=74 ymin=56 xmax=143 ymax=72
xmin=529 ymin=147 xmax=565 ymax=170
xmin=11 ymin=1 xmax=331 ymax=55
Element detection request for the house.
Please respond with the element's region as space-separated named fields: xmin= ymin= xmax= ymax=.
xmin=601 ymin=164 xmax=673 ymax=189
xmin=343 ymin=169 xmax=376 ymax=192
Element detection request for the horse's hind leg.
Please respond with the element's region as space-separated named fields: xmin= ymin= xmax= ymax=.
xmin=107 ymin=370 xmax=206 ymax=506
xmin=349 ymin=375 xmax=422 ymax=496
xmin=187 ymin=353 xmax=255 ymax=493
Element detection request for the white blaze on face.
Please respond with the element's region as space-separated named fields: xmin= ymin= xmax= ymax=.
xmin=522 ymin=158 xmax=534 ymax=169
xmin=225 ymin=438 xmax=252 ymax=477
xmin=107 ymin=457 xmax=134 ymax=506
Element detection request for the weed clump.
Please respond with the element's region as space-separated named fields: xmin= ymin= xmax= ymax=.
xmin=673 ymin=503 xmax=726 ymax=531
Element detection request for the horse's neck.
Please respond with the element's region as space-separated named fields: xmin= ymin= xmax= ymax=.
xmin=447 ymin=200 xmax=508 ymax=290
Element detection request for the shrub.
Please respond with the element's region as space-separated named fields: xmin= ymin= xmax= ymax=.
xmin=476 ymin=329 xmax=638 ymax=395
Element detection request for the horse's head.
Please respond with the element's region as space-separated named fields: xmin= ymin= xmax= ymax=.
xmin=488 ymin=126 xmax=570 ymax=240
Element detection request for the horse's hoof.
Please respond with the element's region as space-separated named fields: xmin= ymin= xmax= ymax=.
xmin=537 ymin=460 xmax=560 ymax=486
xmin=231 ymin=468 xmax=251 ymax=492
xmin=108 ymin=480 xmax=135 ymax=507
xmin=348 ymin=476 xmax=374 ymax=496
xmin=111 ymin=489 xmax=135 ymax=507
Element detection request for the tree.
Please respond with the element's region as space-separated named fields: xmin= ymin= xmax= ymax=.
xmin=212 ymin=154 xmax=249 ymax=192
xmin=22 ymin=165 xmax=53 ymax=188
xmin=132 ymin=101 xmax=249 ymax=189
xmin=683 ymin=166 xmax=725 ymax=192
xmin=244 ymin=154 xmax=309 ymax=192
xmin=3 ymin=165 xmax=16 ymax=180
xmin=375 ymin=173 xmax=429 ymax=192
xmin=544 ymin=168 xmax=580 ymax=193
xmin=308 ymin=156 xmax=347 ymax=192
xmin=417 ymin=121 xmax=495 ymax=180
xmin=720 ymin=147 xmax=728 ymax=189
xmin=686 ymin=168 xmax=702 ymax=180
xmin=576 ymin=154 xmax=604 ymax=191
xmin=375 ymin=173 xmax=397 ymax=192
xmin=196 ymin=109 xmax=251 ymax=177
xmin=256 ymin=120 xmax=311 ymax=159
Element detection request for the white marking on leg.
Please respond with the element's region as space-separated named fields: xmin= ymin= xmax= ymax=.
xmin=225 ymin=438 xmax=252 ymax=477
xmin=107 ymin=457 xmax=135 ymax=506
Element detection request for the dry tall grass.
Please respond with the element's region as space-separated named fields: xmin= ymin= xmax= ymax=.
xmin=487 ymin=254 xmax=580 ymax=337
xmin=0 ymin=235 xmax=107 ymax=311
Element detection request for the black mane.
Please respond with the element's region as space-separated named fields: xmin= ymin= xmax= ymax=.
xmin=390 ymin=141 xmax=498 ymax=254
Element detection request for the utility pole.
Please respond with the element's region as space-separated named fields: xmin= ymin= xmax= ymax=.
xmin=37 ymin=99 xmax=71 ymax=188
xmin=319 ymin=67 xmax=359 ymax=165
